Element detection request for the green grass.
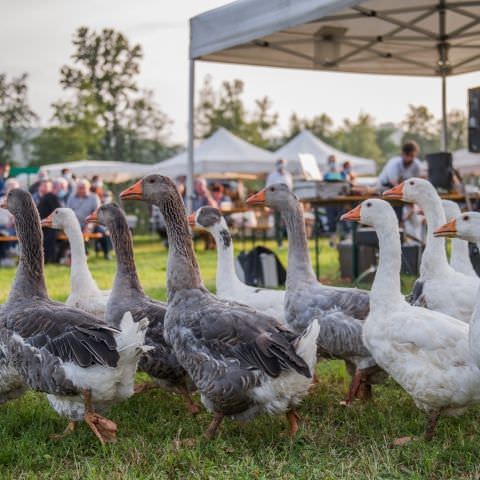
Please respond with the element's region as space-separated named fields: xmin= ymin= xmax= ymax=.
xmin=0 ymin=236 xmax=479 ymax=479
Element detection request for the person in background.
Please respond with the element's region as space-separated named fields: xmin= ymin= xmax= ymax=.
xmin=192 ymin=177 xmax=217 ymax=211
xmin=0 ymin=179 xmax=19 ymax=267
xmin=29 ymin=171 xmax=49 ymax=197
xmin=90 ymin=175 xmax=104 ymax=198
xmin=323 ymin=155 xmax=344 ymax=181
xmin=402 ymin=204 xmax=426 ymax=245
xmin=266 ymin=158 xmax=293 ymax=190
xmin=175 ymin=175 xmax=186 ymax=203
xmin=341 ymin=160 xmax=357 ymax=184
xmin=210 ymin=183 xmax=231 ymax=208
xmin=378 ymin=140 xmax=422 ymax=222
xmin=32 ymin=179 xmax=52 ymax=206
xmin=52 ymin=178 xmax=69 ymax=207
xmin=67 ymin=179 xmax=111 ymax=260
xmin=0 ymin=163 xmax=10 ymax=196
xmin=266 ymin=159 xmax=292 ymax=247
xmin=37 ymin=187 xmax=61 ymax=263
xmin=61 ymin=168 xmax=76 ymax=199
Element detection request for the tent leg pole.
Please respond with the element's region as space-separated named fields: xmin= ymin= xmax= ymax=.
xmin=187 ymin=59 xmax=195 ymax=213
xmin=441 ymin=74 xmax=448 ymax=151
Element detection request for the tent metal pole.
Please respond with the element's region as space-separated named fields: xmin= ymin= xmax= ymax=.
xmin=441 ymin=74 xmax=448 ymax=151
xmin=187 ymin=59 xmax=195 ymax=213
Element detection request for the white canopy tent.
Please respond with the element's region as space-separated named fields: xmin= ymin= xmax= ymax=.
xmin=186 ymin=0 xmax=480 ymax=208
xmin=453 ymin=148 xmax=480 ymax=175
xmin=153 ymin=127 xmax=276 ymax=177
xmin=41 ymin=160 xmax=152 ymax=184
xmin=276 ymin=130 xmax=376 ymax=175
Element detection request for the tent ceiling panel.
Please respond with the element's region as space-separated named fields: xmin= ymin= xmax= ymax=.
xmin=191 ymin=0 xmax=480 ymax=76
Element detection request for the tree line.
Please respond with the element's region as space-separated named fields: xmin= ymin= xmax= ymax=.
xmin=0 ymin=27 xmax=469 ymax=169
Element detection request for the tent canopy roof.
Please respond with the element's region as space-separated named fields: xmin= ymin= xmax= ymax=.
xmin=191 ymin=0 xmax=480 ymax=76
xmin=276 ymin=129 xmax=376 ymax=175
xmin=453 ymin=148 xmax=480 ymax=175
xmin=154 ymin=127 xmax=276 ymax=177
xmin=41 ymin=160 xmax=151 ymax=184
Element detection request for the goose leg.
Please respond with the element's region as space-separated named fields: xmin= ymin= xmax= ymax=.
xmin=134 ymin=381 xmax=158 ymax=394
xmin=340 ymin=369 xmax=363 ymax=405
xmin=49 ymin=421 xmax=77 ymax=440
xmin=424 ymin=410 xmax=441 ymax=441
xmin=83 ymin=389 xmax=118 ymax=445
xmin=180 ymin=389 xmax=201 ymax=415
xmin=204 ymin=412 xmax=224 ymax=440
xmin=286 ymin=410 xmax=300 ymax=438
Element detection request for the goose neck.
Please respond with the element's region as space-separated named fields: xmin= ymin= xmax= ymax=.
xmin=158 ymin=195 xmax=203 ymax=297
xmin=370 ymin=218 xmax=403 ymax=312
xmin=210 ymin=225 xmax=241 ymax=290
xmin=8 ymin=206 xmax=48 ymax=302
xmin=280 ymin=201 xmax=316 ymax=287
xmin=64 ymin=222 xmax=99 ymax=294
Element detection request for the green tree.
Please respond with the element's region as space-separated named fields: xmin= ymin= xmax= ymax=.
xmin=335 ymin=113 xmax=383 ymax=163
xmin=446 ymin=109 xmax=467 ymax=151
xmin=375 ymin=123 xmax=399 ymax=167
xmin=195 ymin=76 xmax=277 ymax=148
xmin=0 ymin=73 xmax=38 ymax=164
xmin=56 ymin=27 xmax=171 ymax=162
xmin=401 ymin=104 xmax=440 ymax=157
xmin=286 ymin=112 xmax=335 ymax=143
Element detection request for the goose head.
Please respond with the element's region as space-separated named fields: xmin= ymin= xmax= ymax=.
xmin=341 ymin=198 xmax=398 ymax=229
xmin=188 ymin=206 xmax=226 ymax=232
xmin=120 ymin=174 xmax=181 ymax=208
xmin=246 ymin=183 xmax=297 ymax=211
xmin=41 ymin=207 xmax=78 ymax=230
xmin=383 ymin=177 xmax=436 ymax=205
xmin=435 ymin=211 xmax=480 ymax=244
xmin=2 ymin=188 xmax=34 ymax=217
xmin=86 ymin=203 xmax=126 ymax=231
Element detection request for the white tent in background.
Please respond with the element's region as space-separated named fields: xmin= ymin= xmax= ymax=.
xmin=452 ymin=149 xmax=480 ymax=176
xmin=276 ymin=130 xmax=376 ymax=175
xmin=153 ymin=128 xmax=276 ymax=178
xmin=41 ymin=160 xmax=152 ymax=184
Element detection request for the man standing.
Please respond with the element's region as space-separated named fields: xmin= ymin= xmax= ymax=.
xmin=378 ymin=140 xmax=422 ymax=222
xmin=266 ymin=159 xmax=292 ymax=247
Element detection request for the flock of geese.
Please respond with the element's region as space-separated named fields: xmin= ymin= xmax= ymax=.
xmin=0 ymin=174 xmax=479 ymax=445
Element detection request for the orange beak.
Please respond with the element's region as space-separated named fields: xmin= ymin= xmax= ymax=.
xmin=187 ymin=212 xmax=196 ymax=227
xmin=246 ymin=189 xmax=266 ymax=206
xmin=40 ymin=213 xmax=54 ymax=228
xmin=120 ymin=180 xmax=144 ymax=201
xmin=434 ymin=219 xmax=457 ymax=238
xmin=340 ymin=204 xmax=362 ymax=222
xmin=85 ymin=210 xmax=99 ymax=224
xmin=383 ymin=183 xmax=405 ymax=200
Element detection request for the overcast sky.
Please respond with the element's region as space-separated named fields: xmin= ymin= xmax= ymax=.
xmin=2 ymin=0 xmax=480 ymax=144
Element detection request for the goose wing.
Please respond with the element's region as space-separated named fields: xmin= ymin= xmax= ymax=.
xmin=6 ymin=302 xmax=119 ymax=368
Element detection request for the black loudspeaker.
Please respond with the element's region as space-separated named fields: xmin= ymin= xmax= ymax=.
xmin=425 ymin=152 xmax=453 ymax=191
xmin=468 ymin=87 xmax=480 ymax=153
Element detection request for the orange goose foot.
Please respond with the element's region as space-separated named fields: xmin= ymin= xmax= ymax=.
xmin=181 ymin=390 xmax=202 ymax=416
xmin=286 ymin=410 xmax=301 ymax=438
xmin=134 ymin=381 xmax=158 ymax=395
xmin=83 ymin=389 xmax=117 ymax=445
xmin=204 ymin=412 xmax=224 ymax=440
xmin=340 ymin=369 xmax=363 ymax=406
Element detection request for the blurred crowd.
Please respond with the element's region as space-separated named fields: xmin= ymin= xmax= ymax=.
xmin=0 ymin=166 xmax=113 ymax=267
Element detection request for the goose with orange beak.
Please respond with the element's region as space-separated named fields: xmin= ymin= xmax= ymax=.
xmin=247 ymin=184 xmax=385 ymax=405
xmin=40 ymin=208 xmax=110 ymax=319
xmin=384 ymin=177 xmax=479 ymax=323
xmin=342 ymin=198 xmax=480 ymax=442
xmin=120 ymin=174 xmax=319 ymax=439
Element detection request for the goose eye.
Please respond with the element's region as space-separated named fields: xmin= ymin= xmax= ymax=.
xmin=148 ymin=178 xmax=155 ymax=184
xmin=409 ymin=181 xmax=414 ymax=185
xmin=270 ymin=187 xmax=274 ymax=192
xmin=366 ymin=202 xmax=372 ymax=207
xmin=464 ymin=215 xmax=470 ymax=221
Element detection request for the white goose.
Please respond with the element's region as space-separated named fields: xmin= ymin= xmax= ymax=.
xmin=41 ymin=208 xmax=110 ymax=318
xmin=342 ymin=199 xmax=480 ymax=441
xmin=188 ymin=207 xmax=285 ymax=322
xmin=435 ymin=211 xmax=480 ymax=369
xmin=441 ymin=200 xmax=477 ymax=278
xmin=384 ymin=178 xmax=479 ymax=323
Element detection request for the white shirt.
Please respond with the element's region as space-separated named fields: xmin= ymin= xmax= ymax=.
xmin=378 ymin=156 xmax=422 ymax=187
xmin=266 ymin=169 xmax=293 ymax=189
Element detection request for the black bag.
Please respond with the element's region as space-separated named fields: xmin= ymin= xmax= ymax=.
xmin=237 ymin=246 xmax=286 ymax=288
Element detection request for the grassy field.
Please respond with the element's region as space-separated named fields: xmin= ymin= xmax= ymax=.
xmin=1 ymin=236 xmax=480 ymax=479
